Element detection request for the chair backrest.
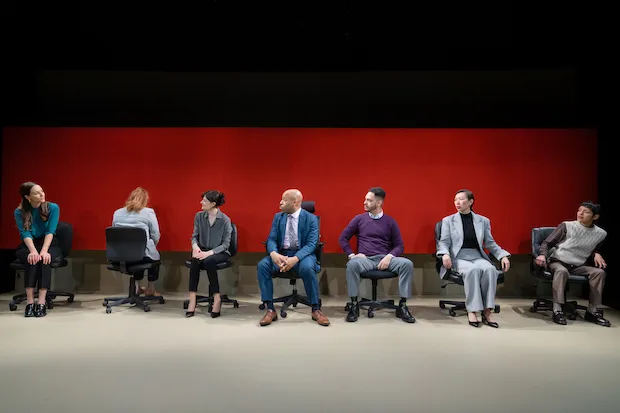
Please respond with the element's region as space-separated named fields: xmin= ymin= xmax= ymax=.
xmin=55 ymin=221 xmax=73 ymax=258
xmin=532 ymin=227 xmax=556 ymax=256
xmin=434 ymin=221 xmax=443 ymax=274
xmin=301 ymin=200 xmax=323 ymax=263
xmin=229 ymin=223 xmax=238 ymax=257
xmin=105 ymin=226 xmax=147 ymax=262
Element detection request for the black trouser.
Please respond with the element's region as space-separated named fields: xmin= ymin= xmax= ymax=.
xmin=131 ymin=257 xmax=160 ymax=282
xmin=189 ymin=252 xmax=230 ymax=295
xmin=15 ymin=237 xmax=62 ymax=289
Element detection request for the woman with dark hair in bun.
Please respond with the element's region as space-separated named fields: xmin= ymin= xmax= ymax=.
xmin=186 ymin=190 xmax=233 ymax=318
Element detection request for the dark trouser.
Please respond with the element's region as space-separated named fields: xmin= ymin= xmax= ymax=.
xmin=15 ymin=237 xmax=62 ymax=289
xmin=189 ymin=252 xmax=230 ymax=295
xmin=132 ymin=257 xmax=160 ymax=282
xmin=549 ymin=260 xmax=606 ymax=307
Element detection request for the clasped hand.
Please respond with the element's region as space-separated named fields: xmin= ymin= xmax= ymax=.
xmin=271 ymin=253 xmax=299 ymax=272
xmin=192 ymin=248 xmax=213 ymax=260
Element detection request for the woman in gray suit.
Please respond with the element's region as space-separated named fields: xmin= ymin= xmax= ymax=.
xmin=112 ymin=187 xmax=162 ymax=297
xmin=436 ymin=189 xmax=511 ymax=328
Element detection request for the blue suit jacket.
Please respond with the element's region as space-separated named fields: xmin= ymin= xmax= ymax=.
xmin=266 ymin=209 xmax=319 ymax=270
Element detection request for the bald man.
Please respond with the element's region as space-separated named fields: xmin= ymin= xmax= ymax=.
xmin=256 ymin=189 xmax=330 ymax=327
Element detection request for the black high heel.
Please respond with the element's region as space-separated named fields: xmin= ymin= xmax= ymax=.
xmin=211 ymin=299 xmax=221 ymax=318
xmin=482 ymin=315 xmax=499 ymax=328
xmin=468 ymin=313 xmax=480 ymax=327
xmin=186 ymin=311 xmax=195 ymax=317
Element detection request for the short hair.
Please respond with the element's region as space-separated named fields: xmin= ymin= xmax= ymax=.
xmin=368 ymin=187 xmax=386 ymax=200
xmin=580 ymin=201 xmax=601 ymax=216
xmin=455 ymin=188 xmax=474 ymax=202
xmin=202 ymin=190 xmax=226 ymax=207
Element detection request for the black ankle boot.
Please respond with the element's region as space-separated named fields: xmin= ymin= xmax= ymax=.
xmin=346 ymin=302 xmax=359 ymax=322
xmin=24 ymin=303 xmax=35 ymax=317
xmin=34 ymin=303 xmax=47 ymax=317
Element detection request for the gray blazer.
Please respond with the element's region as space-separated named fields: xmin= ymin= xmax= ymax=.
xmin=190 ymin=210 xmax=232 ymax=255
xmin=112 ymin=207 xmax=161 ymax=260
xmin=436 ymin=212 xmax=510 ymax=279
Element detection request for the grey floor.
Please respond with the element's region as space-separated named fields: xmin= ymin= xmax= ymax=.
xmin=1 ymin=293 xmax=619 ymax=413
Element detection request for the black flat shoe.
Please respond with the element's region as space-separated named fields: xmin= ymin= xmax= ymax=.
xmin=34 ymin=303 xmax=47 ymax=318
xmin=552 ymin=311 xmax=567 ymax=325
xmin=24 ymin=303 xmax=35 ymax=317
xmin=482 ymin=315 xmax=499 ymax=328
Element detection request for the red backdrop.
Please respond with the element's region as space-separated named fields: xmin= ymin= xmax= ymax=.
xmin=1 ymin=127 xmax=597 ymax=254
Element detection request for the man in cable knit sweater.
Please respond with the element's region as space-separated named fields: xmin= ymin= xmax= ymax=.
xmin=535 ymin=202 xmax=610 ymax=326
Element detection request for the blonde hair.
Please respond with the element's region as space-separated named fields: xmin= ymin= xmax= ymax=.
xmin=125 ymin=187 xmax=149 ymax=212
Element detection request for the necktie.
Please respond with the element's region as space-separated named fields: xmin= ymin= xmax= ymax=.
xmin=287 ymin=215 xmax=298 ymax=249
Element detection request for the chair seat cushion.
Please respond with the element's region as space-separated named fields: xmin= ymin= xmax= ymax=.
xmin=9 ymin=257 xmax=67 ymax=270
xmin=108 ymin=261 xmax=161 ymax=274
xmin=360 ymin=270 xmax=399 ymax=280
xmin=184 ymin=260 xmax=232 ymax=270
xmin=271 ymin=270 xmax=302 ymax=280
xmin=446 ymin=270 xmax=505 ymax=285
xmin=538 ymin=270 xmax=588 ymax=283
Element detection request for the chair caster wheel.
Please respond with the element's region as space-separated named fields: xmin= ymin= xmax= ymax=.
xmin=529 ymin=306 xmax=537 ymax=312
xmin=143 ymin=306 xmax=151 ymax=312
xmin=280 ymin=311 xmax=287 ymax=318
xmin=259 ymin=303 xmax=265 ymax=310
xmin=439 ymin=302 xmax=446 ymax=309
xmin=9 ymin=303 xmax=17 ymax=311
xmin=106 ymin=307 xmax=112 ymax=314
xmin=67 ymin=296 xmax=74 ymax=303
xmin=159 ymin=298 xmax=165 ymax=304
xmin=207 ymin=305 xmax=212 ymax=313
xmin=449 ymin=310 xmax=457 ymax=317
xmin=292 ymin=303 xmax=297 ymax=308
xmin=183 ymin=301 xmax=189 ymax=309
xmin=233 ymin=302 xmax=239 ymax=308
xmin=47 ymin=302 xmax=54 ymax=310
xmin=494 ymin=305 xmax=500 ymax=313
xmin=568 ymin=314 xmax=577 ymax=320
xmin=345 ymin=303 xmax=351 ymax=311
xmin=367 ymin=309 xmax=375 ymax=318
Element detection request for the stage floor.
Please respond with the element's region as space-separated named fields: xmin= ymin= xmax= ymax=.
xmin=1 ymin=295 xmax=618 ymax=413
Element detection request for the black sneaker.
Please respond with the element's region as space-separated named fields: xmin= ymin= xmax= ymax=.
xmin=584 ymin=311 xmax=611 ymax=327
xmin=346 ymin=302 xmax=359 ymax=322
xmin=552 ymin=311 xmax=567 ymax=325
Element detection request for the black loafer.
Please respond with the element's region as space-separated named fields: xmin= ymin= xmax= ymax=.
xmin=24 ymin=303 xmax=35 ymax=317
xmin=396 ymin=305 xmax=416 ymax=323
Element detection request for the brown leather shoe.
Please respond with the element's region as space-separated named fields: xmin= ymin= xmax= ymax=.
xmin=312 ymin=310 xmax=330 ymax=326
xmin=259 ymin=310 xmax=278 ymax=326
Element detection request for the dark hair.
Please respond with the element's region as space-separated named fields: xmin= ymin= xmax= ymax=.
xmin=202 ymin=190 xmax=226 ymax=207
xmin=368 ymin=187 xmax=386 ymax=200
xmin=17 ymin=181 xmax=50 ymax=231
xmin=580 ymin=201 xmax=601 ymax=216
xmin=455 ymin=188 xmax=475 ymax=211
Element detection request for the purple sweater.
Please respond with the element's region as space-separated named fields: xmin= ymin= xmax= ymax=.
xmin=339 ymin=213 xmax=405 ymax=257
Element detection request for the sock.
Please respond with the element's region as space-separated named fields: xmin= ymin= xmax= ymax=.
xmin=588 ymin=304 xmax=598 ymax=314
xmin=266 ymin=301 xmax=275 ymax=311
xmin=553 ymin=302 xmax=562 ymax=313
xmin=311 ymin=305 xmax=319 ymax=312
xmin=399 ymin=298 xmax=407 ymax=307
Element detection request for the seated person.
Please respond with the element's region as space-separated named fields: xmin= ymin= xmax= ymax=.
xmin=112 ymin=187 xmax=161 ymax=297
xmin=14 ymin=181 xmax=61 ymax=318
xmin=256 ymin=189 xmax=330 ymax=327
xmin=436 ymin=189 xmax=510 ymax=328
xmin=535 ymin=201 xmax=610 ymax=327
xmin=339 ymin=187 xmax=415 ymax=323
xmin=186 ymin=190 xmax=233 ymax=318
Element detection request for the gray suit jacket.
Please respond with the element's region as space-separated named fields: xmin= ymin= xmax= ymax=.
xmin=436 ymin=212 xmax=510 ymax=279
